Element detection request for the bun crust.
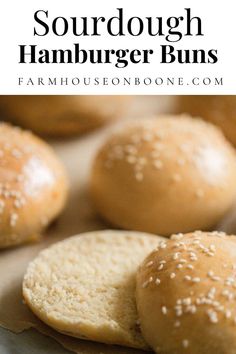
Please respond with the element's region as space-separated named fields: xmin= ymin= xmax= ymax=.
xmin=23 ymin=230 xmax=164 ymax=349
xmin=136 ymin=231 xmax=236 ymax=354
xmin=0 ymin=96 xmax=129 ymax=136
xmin=90 ymin=116 xmax=236 ymax=236
xmin=177 ymin=96 xmax=236 ymax=146
xmin=0 ymin=123 xmax=68 ymax=248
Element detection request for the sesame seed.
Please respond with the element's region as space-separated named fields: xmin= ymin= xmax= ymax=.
xmin=189 ymin=252 xmax=197 ymax=258
xmin=159 ymin=242 xmax=167 ymax=249
xmin=182 ymin=339 xmax=189 ymax=348
xmin=162 ymin=306 xmax=168 ymax=315
xmin=135 ymin=172 xmax=143 ymax=182
xmin=172 ymin=173 xmax=182 ymax=182
xmin=207 ymin=309 xmax=218 ymax=324
xmin=177 ymin=264 xmax=183 ymax=269
xmin=179 ymin=259 xmax=187 ymax=264
xmin=188 ymin=305 xmax=197 ymax=314
xmin=10 ymin=213 xmax=18 ymax=227
xmin=125 ymin=145 xmax=137 ymax=155
xmin=153 ymin=160 xmax=163 ymax=170
xmin=138 ymin=157 xmax=147 ymax=166
xmin=127 ymin=156 xmax=136 ymax=164
xmin=176 ymin=308 xmax=183 ymax=317
xmin=174 ymin=321 xmax=181 ymax=328
xmin=195 ymin=189 xmax=205 ymax=198
xmin=207 ymin=287 xmax=216 ymax=299
xmin=142 ymin=280 xmax=149 ymax=288
xmin=212 ymin=276 xmax=221 ymax=282
xmin=155 ymin=278 xmax=161 ymax=285
xmin=187 ymin=265 xmax=194 ymax=270
xmin=193 ymin=240 xmax=200 ymax=245
xmin=192 ymin=277 xmax=201 ymax=283
xmin=183 ymin=298 xmax=192 ymax=306
xmin=172 ymin=233 xmax=184 ymax=240
xmin=170 ymin=273 xmax=176 ymax=279
xmin=173 ymin=252 xmax=180 ymax=260
xmin=159 ymin=260 xmax=166 ymax=264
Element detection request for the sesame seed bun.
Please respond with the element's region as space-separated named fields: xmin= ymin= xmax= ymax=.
xmin=90 ymin=116 xmax=236 ymax=236
xmin=136 ymin=231 xmax=236 ymax=354
xmin=23 ymin=230 xmax=164 ymax=349
xmin=176 ymin=96 xmax=236 ymax=146
xmin=0 ymin=123 xmax=68 ymax=248
xmin=0 ymin=96 xmax=129 ymax=137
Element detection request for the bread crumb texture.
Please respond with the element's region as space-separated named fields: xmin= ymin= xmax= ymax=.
xmin=136 ymin=231 xmax=236 ymax=354
xmin=23 ymin=230 xmax=163 ymax=349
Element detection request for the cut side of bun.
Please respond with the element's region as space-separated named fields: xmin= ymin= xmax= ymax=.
xmin=23 ymin=230 xmax=163 ymax=349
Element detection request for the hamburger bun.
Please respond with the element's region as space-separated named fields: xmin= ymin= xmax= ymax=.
xmin=136 ymin=231 xmax=236 ymax=354
xmin=176 ymin=96 xmax=236 ymax=146
xmin=0 ymin=96 xmax=129 ymax=137
xmin=0 ymin=123 xmax=68 ymax=248
xmin=90 ymin=116 xmax=236 ymax=236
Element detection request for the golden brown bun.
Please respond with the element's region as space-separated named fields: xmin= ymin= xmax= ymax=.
xmin=0 ymin=123 xmax=68 ymax=248
xmin=0 ymin=96 xmax=129 ymax=137
xmin=90 ymin=116 xmax=236 ymax=236
xmin=136 ymin=231 xmax=236 ymax=354
xmin=176 ymin=96 xmax=236 ymax=146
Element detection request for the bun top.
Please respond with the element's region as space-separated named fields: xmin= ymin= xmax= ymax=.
xmin=177 ymin=96 xmax=236 ymax=145
xmin=136 ymin=231 xmax=236 ymax=354
xmin=0 ymin=123 xmax=68 ymax=248
xmin=91 ymin=116 xmax=236 ymax=235
xmin=102 ymin=115 xmax=234 ymax=183
xmin=0 ymin=96 xmax=129 ymax=136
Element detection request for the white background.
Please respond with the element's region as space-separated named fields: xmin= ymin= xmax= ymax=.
xmin=0 ymin=0 xmax=235 ymax=94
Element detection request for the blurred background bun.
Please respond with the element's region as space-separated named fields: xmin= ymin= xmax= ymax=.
xmin=0 ymin=96 xmax=130 ymax=137
xmin=176 ymin=96 xmax=236 ymax=146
